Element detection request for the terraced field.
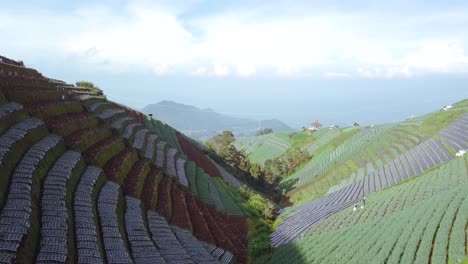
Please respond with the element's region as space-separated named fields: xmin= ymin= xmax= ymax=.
xmin=273 ymin=113 xmax=468 ymax=244
xmin=283 ymin=125 xmax=394 ymax=187
xmin=0 ymin=57 xmax=248 ymax=263
xmin=1 ymin=55 xmax=467 ymax=264
xmin=283 ymin=105 xmax=468 ymax=204
xmin=271 ymin=155 xmax=468 ymax=263
xmin=234 ymin=133 xmax=292 ymax=165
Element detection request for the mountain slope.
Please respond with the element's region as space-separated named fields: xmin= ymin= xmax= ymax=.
xmin=270 ymin=101 xmax=468 ymax=250
xmin=271 ymin=155 xmax=468 ymax=263
xmin=1 ymin=55 xmax=467 ymax=264
xmin=141 ymin=100 xmax=294 ymax=141
xmin=0 ymin=56 xmax=251 ymax=263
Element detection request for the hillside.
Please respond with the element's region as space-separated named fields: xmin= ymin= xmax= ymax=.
xmin=229 ymin=96 xmax=468 ymax=262
xmin=233 ymin=127 xmax=356 ymax=165
xmin=281 ymin=100 xmax=468 ymax=204
xmin=141 ymin=100 xmax=294 ymax=141
xmin=0 ymin=56 xmax=263 ymax=263
xmin=0 ymin=54 xmax=467 ymax=264
xmin=272 ymin=155 xmax=468 ymax=263
xmin=268 ymin=100 xmax=468 ymax=262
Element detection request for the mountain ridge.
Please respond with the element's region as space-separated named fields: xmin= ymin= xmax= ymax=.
xmin=141 ymin=100 xmax=294 ymax=141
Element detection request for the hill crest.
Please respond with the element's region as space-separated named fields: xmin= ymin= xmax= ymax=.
xmin=141 ymin=100 xmax=294 ymax=141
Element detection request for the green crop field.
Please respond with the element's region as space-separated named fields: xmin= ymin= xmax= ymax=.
xmin=1 ymin=54 xmax=467 ymax=264
xmin=234 ymin=132 xmax=292 ymax=165
xmin=271 ymin=155 xmax=468 ymax=264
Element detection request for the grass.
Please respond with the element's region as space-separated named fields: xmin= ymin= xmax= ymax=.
xmin=400 ymin=99 xmax=468 ymax=137
xmin=417 ymin=110 xmax=466 ymax=137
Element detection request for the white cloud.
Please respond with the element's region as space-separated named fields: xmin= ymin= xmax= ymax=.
xmin=404 ymin=41 xmax=468 ymax=72
xmin=211 ymin=63 xmax=230 ymax=77
xmin=154 ymin=64 xmax=170 ymax=75
xmin=1 ymin=2 xmax=468 ymax=79
xmin=357 ymin=66 xmax=412 ymax=79
xmin=236 ymin=64 xmax=256 ymax=77
xmin=323 ymin=72 xmax=352 ymax=79
xmin=190 ymin=67 xmax=208 ymax=76
xmin=275 ymin=64 xmax=302 ymax=77
xmin=190 ymin=63 xmax=231 ymax=77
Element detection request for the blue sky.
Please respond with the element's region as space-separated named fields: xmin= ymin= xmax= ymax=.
xmin=1 ymin=0 xmax=468 ymax=128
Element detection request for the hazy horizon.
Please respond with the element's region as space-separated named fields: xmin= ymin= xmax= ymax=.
xmin=114 ymin=77 xmax=468 ymax=129
xmin=38 ymin=67 xmax=467 ymax=129
xmin=2 ymin=0 xmax=468 ymax=129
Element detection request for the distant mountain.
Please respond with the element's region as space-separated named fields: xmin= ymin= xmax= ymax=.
xmin=141 ymin=100 xmax=294 ymax=141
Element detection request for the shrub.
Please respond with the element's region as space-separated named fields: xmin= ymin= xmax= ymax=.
xmin=249 ymin=234 xmax=272 ymax=257
xmin=240 ymin=186 xmax=277 ymax=220
xmin=76 ymin=81 xmax=99 ymax=89
xmin=248 ymin=221 xmax=273 ymax=258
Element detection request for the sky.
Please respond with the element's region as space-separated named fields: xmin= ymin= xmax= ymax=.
xmin=1 ymin=0 xmax=468 ymax=128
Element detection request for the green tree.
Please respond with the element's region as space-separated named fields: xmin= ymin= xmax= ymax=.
xmin=249 ymin=163 xmax=262 ymax=180
xmin=76 ymin=81 xmax=99 ymax=89
xmin=256 ymin=128 xmax=273 ymax=136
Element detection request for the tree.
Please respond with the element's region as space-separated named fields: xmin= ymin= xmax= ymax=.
xmin=249 ymin=163 xmax=262 ymax=180
xmin=238 ymin=150 xmax=252 ymax=172
xmin=256 ymin=128 xmax=273 ymax=136
xmin=205 ymin=130 xmax=235 ymax=154
xmin=262 ymin=148 xmax=311 ymax=181
xmin=76 ymin=81 xmax=99 ymax=89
